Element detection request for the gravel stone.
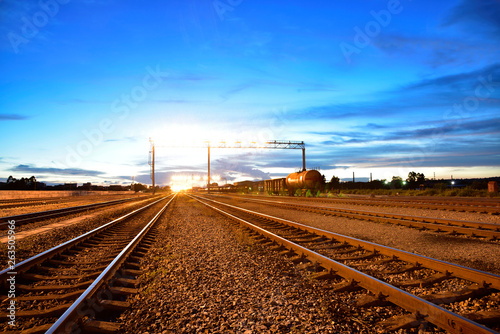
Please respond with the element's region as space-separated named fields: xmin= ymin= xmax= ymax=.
xmin=219 ymin=196 xmax=500 ymax=275
xmin=120 ymin=195 xmax=387 ymax=333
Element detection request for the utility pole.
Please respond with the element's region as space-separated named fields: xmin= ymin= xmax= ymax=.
xmin=151 ymin=140 xmax=306 ymax=195
xmin=152 ymin=144 xmax=155 ymax=194
xmin=207 ymin=144 xmax=210 ymax=194
xmin=302 ymin=147 xmax=306 ymax=171
xmin=149 ymin=138 xmax=155 ymax=195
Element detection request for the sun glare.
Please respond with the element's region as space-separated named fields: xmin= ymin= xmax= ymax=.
xmin=171 ymin=183 xmax=190 ymax=192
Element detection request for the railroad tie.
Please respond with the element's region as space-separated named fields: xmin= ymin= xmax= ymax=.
xmin=355 ymin=292 xmax=391 ymax=307
xmin=461 ymin=309 xmax=500 ymax=326
xmin=82 ymin=319 xmax=123 ymax=333
xmin=378 ymin=312 xmax=427 ymax=332
xmin=329 ymin=279 xmax=362 ymax=293
xmin=420 ymin=283 xmax=491 ymax=305
xmin=393 ymin=272 xmax=451 ymax=288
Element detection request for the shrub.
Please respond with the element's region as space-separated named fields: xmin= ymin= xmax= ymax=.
xmin=457 ymin=187 xmax=475 ymax=197
xmin=306 ymin=189 xmax=313 ymax=197
xmin=433 ymin=183 xmax=447 ymax=192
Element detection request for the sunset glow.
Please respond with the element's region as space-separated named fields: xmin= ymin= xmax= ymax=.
xmin=1 ymin=1 xmax=498 ymax=187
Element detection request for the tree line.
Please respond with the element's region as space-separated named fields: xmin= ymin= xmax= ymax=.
xmin=2 ymin=175 xmax=40 ymax=190
xmin=325 ymin=171 xmax=426 ymax=191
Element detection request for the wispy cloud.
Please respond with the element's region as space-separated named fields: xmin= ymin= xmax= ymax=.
xmin=167 ymin=73 xmax=217 ymax=81
xmin=373 ymin=0 xmax=500 ymax=70
xmin=354 ymin=123 xmax=389 ymax=130
xmin=56 ymin=98 xmax=111 ymax=105
xmin=289 ymin=62 xmax=500 ymax=123
xmin=310 ymin=116 xmax=500 ymax=145
xmin=220 ymin=82 xmax=257 ymax=100
xmin=443 ymin=0 xmax=500 ymax=36
xmin=405 ymin=63 xmax=500 ymax=91
xmin=219 ymin=78 xmax=337 ymax=101
xmin=10 ymin=164 xmax=104 ymax=176
xmin=104 ymin=136 xmax=139 ymax=143
xmin=213 ymin=156 xmax=272 ymax=180
xmin=385 ymin=117 xmax=500 ymax=142
xmin=0 ymin=113 xmax=30 ymax=121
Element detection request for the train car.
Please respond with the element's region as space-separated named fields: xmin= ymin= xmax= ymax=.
xmin=232 ymin=170 xmax=323 ymax=196
xmin=262 ymin=170 xmax=323 ymax=195
xmin=286 ymin=169 xmax=322 ymax=195
xmin=264 ymin=178 xmax=287 ymax=194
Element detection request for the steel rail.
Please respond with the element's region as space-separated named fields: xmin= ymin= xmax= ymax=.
xmin=0 ymin=196 xmax=132 ymax=210
xmin=326 ymin=199 xmax=500 ymax=214
xmin=331 ymin=196 xmax=500 ymax=208
xmin=0 ymin=199 xmax=61 ymax=209
xmin=310 ymin=195 xmax=500 ymax=208
xmin=197 ymin=195 xmax=500 ymax=290
xmin=0 ymin=195 xmax=171 ymax=282
xmin=0 ymin=196 xmax=146 ymax=228
xmin=0 ymin=198 xmax=62 ymax=204
xmin=224 ymin=195 xmax=500 ymax=240
xmin=230 ymin=195 xmax=500 ymax=231
xmin=235 ymin=193 xmax=500 ymax=214
xmin=189 ymin=194 xmax=497 ymax=334
xmin=46 ymin=193 xmax=177 ymax=333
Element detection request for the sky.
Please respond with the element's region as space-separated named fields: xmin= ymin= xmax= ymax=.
xmin=1 ymin=0 xmax=499 ymax=189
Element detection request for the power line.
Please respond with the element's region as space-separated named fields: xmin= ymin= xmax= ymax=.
xmin=149 ymin=139 xmax=307 ymax=193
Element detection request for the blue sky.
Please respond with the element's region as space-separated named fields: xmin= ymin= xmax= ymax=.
xmin=1 ymin=0 xmax=499 ymax=188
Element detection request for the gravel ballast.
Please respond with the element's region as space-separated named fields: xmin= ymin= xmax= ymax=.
xmin=217 ymin=195 xmax=500 ymax=275
xmin=120 ymin=195 xmax=395 ymax=333
xmin=4 ymin=192 xmax=495 ymax=332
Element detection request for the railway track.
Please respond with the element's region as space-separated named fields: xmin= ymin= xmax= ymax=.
xmin=0 ymin=198 xmax=68 ymax=205
xmin=0 ymin=199 xmax=64 ymax=210
xmin=0 ymin=194 xmax=175 ymax=333
xmin=190 ymin=194 xmax=500 ymax=333
xmin=0 ymin=196 xmax=142 ymax=211
xmin=214 ymin=195 xmax=500 ymax=241
xmin=0 ymin=196 xmax=148 ymax=230
xmin=234 ymin=194 xmax=500 ymax=215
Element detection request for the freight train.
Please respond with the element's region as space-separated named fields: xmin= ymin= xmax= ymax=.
xmin=231 ymin=169 xmax=323 ymax=196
